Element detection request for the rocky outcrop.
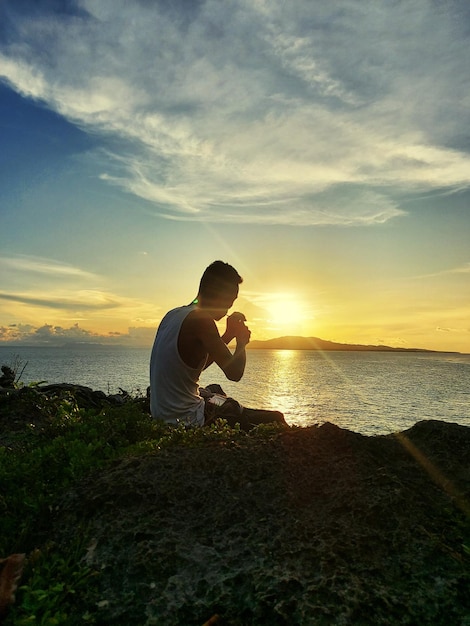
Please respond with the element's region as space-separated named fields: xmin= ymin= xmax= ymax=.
xmin=54 ymin=420 xmax=470 ymax=625
xmin=0 ymin=383 xmax=149 ymax=434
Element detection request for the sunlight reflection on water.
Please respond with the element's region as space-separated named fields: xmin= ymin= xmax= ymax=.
xmin=200 ymin=350 xmax=470 ymax=435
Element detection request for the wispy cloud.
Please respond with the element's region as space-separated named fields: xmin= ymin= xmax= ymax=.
xmin=0 ymin=255 xmax=98 ymax=279
xmin=447 ymin=263 xmax=470 ymax=276
xmin=0 ymin=290 xmax=120 ymax=311
xmin=1 ymin=0 xmax=469 ymax=225
xmin=0 ymin=285 xmax=162 ymax=324
xmin=411 ymin=262 xmax=470 ymax=280
xmin=0 ymin=250 xmax=161 ymax=324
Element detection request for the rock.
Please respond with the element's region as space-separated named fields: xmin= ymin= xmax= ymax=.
xmin=0 ymin=381 xmax=150 ymax=435
xmin=52 ymin=421 xmax=470 ymax=625
xmin=0 ymin=366 xmax=15 ymax=389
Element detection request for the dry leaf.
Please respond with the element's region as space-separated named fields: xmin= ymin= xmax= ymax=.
xmin=202 ymin=615 xmax=221 ymax=626
xmin=0 ymin=553 xmax=26 ymax=618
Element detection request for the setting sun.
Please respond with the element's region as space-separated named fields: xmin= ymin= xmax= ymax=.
xmin=267 ymin=295 xmax=308 ymax=331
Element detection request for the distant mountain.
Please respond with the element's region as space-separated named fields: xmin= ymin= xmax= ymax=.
xmin=247 ymin=336 xmax=438 ymax=352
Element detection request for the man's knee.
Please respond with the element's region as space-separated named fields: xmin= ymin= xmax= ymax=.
xmin=241 ymin=408 xmax=287 ymax=427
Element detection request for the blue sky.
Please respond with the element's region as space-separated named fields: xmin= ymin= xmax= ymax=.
xmin=1 ymin=0 xmax=469 ymax=351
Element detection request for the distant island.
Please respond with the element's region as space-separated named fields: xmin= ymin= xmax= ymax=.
xmin=247 ymin=336 xmax=449 ymax=352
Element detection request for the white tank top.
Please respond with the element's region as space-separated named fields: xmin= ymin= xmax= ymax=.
xmin=149 ymin=305 xmax=206 ymax=426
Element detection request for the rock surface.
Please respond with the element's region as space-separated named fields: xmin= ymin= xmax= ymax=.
xmin=54 ymin=420 xmax=470 ymax=625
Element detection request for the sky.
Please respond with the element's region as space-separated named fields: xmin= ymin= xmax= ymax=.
xmin=0 ymin=0 xmax=469 ymax=353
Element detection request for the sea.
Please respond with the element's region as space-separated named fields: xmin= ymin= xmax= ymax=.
xmin=1 ymin=345 xmax=469 ymax=436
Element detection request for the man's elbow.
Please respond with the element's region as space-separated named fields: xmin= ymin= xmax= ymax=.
xmin=224 ymin=369 xmax=243 ymax=382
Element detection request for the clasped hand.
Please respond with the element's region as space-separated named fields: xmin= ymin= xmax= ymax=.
xmin=226 ymin=312 xmax=251 ymax=346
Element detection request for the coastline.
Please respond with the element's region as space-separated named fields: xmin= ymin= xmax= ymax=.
xmin=246 ymin=336 xmax=461 ymax=353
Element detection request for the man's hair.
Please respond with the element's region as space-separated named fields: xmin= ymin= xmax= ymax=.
xmin=198 ymin=261 xmax=243 ymax=299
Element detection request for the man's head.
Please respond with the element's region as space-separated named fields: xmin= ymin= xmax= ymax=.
xmin=197 ymin=261 xmax=243 ymax=319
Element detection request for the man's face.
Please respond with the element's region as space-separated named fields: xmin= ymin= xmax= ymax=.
xmin=205 ymin=285 xmax=239 ymax=320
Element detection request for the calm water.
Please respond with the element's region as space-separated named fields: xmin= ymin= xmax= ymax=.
xmin=1 ymin=346 xmax=469 ymax=435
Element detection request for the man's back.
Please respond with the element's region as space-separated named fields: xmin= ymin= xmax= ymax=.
xmin=149 ymin=304 xmax=206 ymax=426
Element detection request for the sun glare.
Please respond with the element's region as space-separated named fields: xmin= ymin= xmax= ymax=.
xmin=267 ymin=295 xmax=307 ymax=330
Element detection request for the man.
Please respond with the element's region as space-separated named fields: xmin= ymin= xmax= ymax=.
xmin=149 ymin=260 xmax=286 ymax=429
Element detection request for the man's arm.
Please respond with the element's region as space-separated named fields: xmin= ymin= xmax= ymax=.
xmin=203 ymin=313 xmax=243 ymax=369
xmin=198 ymin=316 xmax=250 ymax=382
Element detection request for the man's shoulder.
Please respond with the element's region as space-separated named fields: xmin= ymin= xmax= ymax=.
xmin=161 ymin=305 xmax=193 ymax=323
xmin=181 ymin=308 xmax=217 ymax=333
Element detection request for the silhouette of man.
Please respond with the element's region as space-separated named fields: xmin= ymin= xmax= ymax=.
xmin=149 ymin=260 xmax=286 ymax=430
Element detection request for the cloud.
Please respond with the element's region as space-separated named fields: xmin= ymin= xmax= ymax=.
xmin=0 ymin=255 xmax=98 ymax=279
xmin=411 ymin=262 xmax=470 ymax=280
xmin=0 ymin=290 xmax=120 ymax=311
xmin=1 ymin=0 xmax=469 ymax=225
xmin=0 ymin=322 xmax=155 ymax=346
xmin=436 ymin=326 xmax=470 ymax=334
xmin=0 ymin=323 xmax=34 ymax=342
xmin=0 ymin=322 xmax=100 ymax=344
xmin=0 ymin=253 xmax=160 ymax=322
xmin=449 ymin=263 xmax=470 ymax=275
